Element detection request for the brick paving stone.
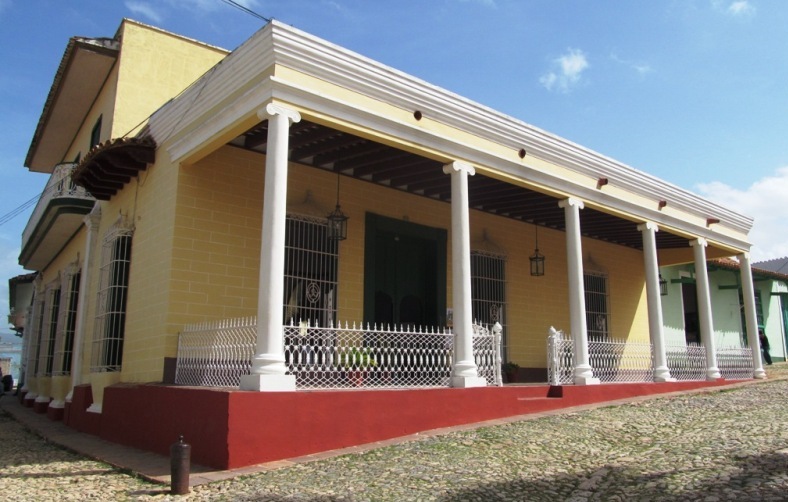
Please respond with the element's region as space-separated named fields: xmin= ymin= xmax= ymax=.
xmin=1 ymin=363 xmax=787 ymax=501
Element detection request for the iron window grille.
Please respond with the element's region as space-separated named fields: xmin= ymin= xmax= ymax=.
xmin=39 ymin=284 xmax=61 ymax=377
xmin=283 ymin=214 xmax=339 ymax=327
xmin=471 ymin=250 xmax=507 ymax=354
xmin=53 ymin=269 xmax=81 ymax=376
xmin=91 ymin=223 xmax=133 ymax=373
xmin=27 ymin=296 xmax=46 ymax=378
xmin=584 ymin=272 xmax=610 ymax=341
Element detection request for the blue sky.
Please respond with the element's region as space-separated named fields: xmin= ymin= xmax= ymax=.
xmin=1 ymin=0 xmax=787 ymax=335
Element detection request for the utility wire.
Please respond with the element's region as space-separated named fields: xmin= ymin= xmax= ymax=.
xmin=218 ymin=0 xmax=272 ymax=22
xmin=1 ymin=2 xmax=273 ymax=228
xmin=0 ymin=184 xmax=56 ymax=227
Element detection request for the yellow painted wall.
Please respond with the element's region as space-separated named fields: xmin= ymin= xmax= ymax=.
xmin=153 ymin=145 xmax=651 ymax=374
xmin=112 ymin=20 xmax=228 ymax=139
xmin=109 ymin=155 xmax=180 ymax=383
xmin=34 ymin=229 xmax=87 ymax=401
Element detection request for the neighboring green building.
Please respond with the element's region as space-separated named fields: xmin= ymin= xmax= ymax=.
xmin=661 ymin=258 xmax=787 ymax=362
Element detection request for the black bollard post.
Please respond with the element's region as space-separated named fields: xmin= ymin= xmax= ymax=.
xmin=170 ymin=435 xmax=191 ymax=495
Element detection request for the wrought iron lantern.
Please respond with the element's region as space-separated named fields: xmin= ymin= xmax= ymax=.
xmin=529 ymin=224 xmax=545 ymax=276
xmin=327 ymin=172 xmax=348 ymax=241
xmin=659 ymin=274 xmax=668 ymax=296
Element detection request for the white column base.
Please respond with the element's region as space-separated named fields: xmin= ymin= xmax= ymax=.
xmin=65 ymin=390 xmax=73 ymax=403
xmin=24 ymin=392 xmax=38 ymax=402
xmin=706 ymin=368 xmax=721 ymax=380
xmin=573 ymin=364 xmax=599 ymax=385
xmin=754 ymin=368 xmax=767 ymax=379
xmin=240 ymin=373 xmax=296 ymax=392
xmin=86 ymin=403 xmax=102 ymax=414
xmin=34 ymin=395 xmax=50 ymax=404
xmin=450 ymin=376 xmax=487 ymax=388
xmin=49 ymin=399 xmax=65 ymax=409
xmin=654 ymin=367 xmax=676 ymax=383
xmin=573 ymin=376 xmax=601 ymax=385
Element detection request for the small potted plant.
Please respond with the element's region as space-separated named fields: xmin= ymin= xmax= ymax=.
xmin=502 ymin=361 xmax=520 ymax=383
xmin=338 ymin=346 xmax=377 ymax=386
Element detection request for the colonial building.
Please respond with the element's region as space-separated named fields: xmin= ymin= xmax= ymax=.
xmin=16 ymin=19 xmax=766 ymax=468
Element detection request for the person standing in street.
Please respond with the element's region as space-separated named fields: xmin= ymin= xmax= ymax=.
xmin=759 ymin=329 xmax=773 ymax=365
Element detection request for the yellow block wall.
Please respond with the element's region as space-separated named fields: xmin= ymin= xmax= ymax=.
xmin=77 ymin=146 xmax=179 ymax=383
xmin=157 ymin=145 xmax=651 ymax=373
xmin=36 ymin=229 xmax=87 ymax=399
xmin=112 ymin=20 xmax=228 ymax=139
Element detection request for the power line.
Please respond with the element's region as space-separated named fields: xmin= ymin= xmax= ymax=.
xmin=218 ymin=0 xmax=272 ymax=22
xmin=0 ymin=180 xmax=66 ymax=227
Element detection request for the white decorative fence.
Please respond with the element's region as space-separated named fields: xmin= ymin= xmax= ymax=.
xmin=717 ymin=346 xmax=755 ymax=380
xmin=175 ymin=318 xmax=502 ymax=389
xmin=547 ymin=329 xmax=755 ymax=385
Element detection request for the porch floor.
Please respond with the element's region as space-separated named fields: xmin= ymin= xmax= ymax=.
xmin=1 ymin=377 xmax=767 ymax=487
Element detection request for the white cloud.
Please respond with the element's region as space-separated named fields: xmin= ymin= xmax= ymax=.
xmin=727 ymin=1 xmax=756 ymax=16
xmin=610 ymin=53 xmax=653 ymax=77
xmin=696 ymin=166 xmax=788 ymax=262
xmin=125 ymin=1 xmax=165 ymax=23
xmin=712 ymin=0 xmax=756 ymax=17
xmin=540 ymin=48 xmax=589 ymax=93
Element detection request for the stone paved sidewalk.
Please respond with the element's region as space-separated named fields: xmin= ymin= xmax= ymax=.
xmin=2 ymin=363 xmax=787 ymax=501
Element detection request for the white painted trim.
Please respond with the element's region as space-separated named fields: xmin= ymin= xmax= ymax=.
xmin=147 ymin=20 xmax=753 ymax=250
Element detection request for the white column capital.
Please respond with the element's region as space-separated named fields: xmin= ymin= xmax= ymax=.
xmin=83 ymin=203 xmax=101 ymax=229
xmin=442 ymin=161 xmax=476 ymax=176
xmin=558 ymin=197 xmax=584 ymax=210
xmin=259 ymin=103 xmax=302 ymax=124
xmin=637 ymin=221 xmax=659 ymax=233
xmin=690 ymin=237 xmax=708 ymax=248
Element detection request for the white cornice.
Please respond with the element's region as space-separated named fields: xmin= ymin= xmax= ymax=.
xmin=266 ymin=76 xmax=751 ymax=252
xmin=266 ymin=20 xmax=753 ymax=235
xmin=148 ymin=19 xmax=752 ymax=249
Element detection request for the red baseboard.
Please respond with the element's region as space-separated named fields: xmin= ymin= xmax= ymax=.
xmin=56 ymin=378 xmax=746 ymax=470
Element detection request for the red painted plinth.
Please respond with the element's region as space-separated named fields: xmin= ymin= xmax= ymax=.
xmin=33 ymin=398 xmax=50 ymax=414
xmin=47 ymin=405 xmax=64 ymax=421
xmin=65 ymin=384 xmax=101 ymax=435
xmin=66 ymin=379 xmax=745 ymax=470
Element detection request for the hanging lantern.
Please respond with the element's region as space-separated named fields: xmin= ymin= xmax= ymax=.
xmin=327 ymin=173 xmax=348 ymax=241
xmin=659 ymin=274 xmax=668 ymax=296
xmin=529 ymin=224 xmax=545 ymax=276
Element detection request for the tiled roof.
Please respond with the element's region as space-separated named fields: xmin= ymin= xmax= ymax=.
xmin=72 ymin=137 xmax=156 ymax=200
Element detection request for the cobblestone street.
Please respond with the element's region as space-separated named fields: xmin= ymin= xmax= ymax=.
xmin=2 ymin=364 xmax=787 ymax=501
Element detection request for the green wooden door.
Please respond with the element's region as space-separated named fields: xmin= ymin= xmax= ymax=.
xmin=364 ymin=213 xmax=446 ymax=327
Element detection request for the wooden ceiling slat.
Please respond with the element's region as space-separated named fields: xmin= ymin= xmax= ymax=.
xmin=227 ymin=119 xmax=693 ymax=250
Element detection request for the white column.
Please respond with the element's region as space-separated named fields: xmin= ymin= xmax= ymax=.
xmin=638 ymin=222 xmax=674 ymax=382
xmin=739 ymin=252 xmax=767 ymax=379
xmin=241 ymin=103 xmax=301 ymax=392
xmin=444 ymin=161 xmax=486 ymax=388
xmin=691 ymin=238 xmax=720 ymax=380
xmin=18 ymin=305 xmax=34 ymax=394
xmin=66 ymin=204 xmax=101 ymax=402
xmin=22 ymin=275 xmax=43 ymax=401
xmin=559 ymin=198 xmax=599 ymax=385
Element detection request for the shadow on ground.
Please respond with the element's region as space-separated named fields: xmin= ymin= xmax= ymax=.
xmin=438 ymin=450 xmax=788 ymax=501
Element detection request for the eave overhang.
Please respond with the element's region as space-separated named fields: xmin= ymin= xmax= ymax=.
xmin=72 ymin=137 xmax=156 ymax=200
xmin=147 ymin=20 xmax=754 ymax=254
xmin=25 ymin=36 xmax=119 ymax=172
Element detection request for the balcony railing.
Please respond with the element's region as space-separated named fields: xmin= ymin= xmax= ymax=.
xmin=174 ymin=318 xmax=503 ymax=389
xmin=22 ymin=163 xmax=94 ymax=247
xmin=20 ymin=163 xmax=96 ymax=270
